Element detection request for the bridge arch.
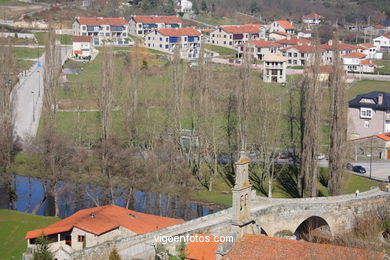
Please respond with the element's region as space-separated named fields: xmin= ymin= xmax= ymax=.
xmin=294 ymin=216 xmax=332 ymax=242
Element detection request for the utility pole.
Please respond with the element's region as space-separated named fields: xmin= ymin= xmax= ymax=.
xmin=370 ymin=136 xmax=373 ymax=179
xmin=31 ymin=91 xmax=35 ymax=122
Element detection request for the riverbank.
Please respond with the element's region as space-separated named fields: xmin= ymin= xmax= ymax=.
xmin=0 ymin=209 xmax=59 ymax=260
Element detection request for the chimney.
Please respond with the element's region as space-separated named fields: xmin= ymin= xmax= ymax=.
xmin=378 ymin=93 xmax=383 ymax=105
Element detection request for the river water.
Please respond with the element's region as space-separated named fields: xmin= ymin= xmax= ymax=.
xmin=0 ymin=174 xmax=222 ymax=220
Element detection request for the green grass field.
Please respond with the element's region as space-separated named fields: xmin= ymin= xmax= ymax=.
xmin=375 ymin=60 xmax=390 ymax=75
xmin=0 ymin=210 xmax=59 ymax=260
xmin=16 ymin=60 xmax=35 ymax=71
xmin=204 ymin=44 xmax=237 ymax=56
xmin=34 ymin=32 xmax=73 ymax=45
xmin=195 ymin=14 xmax=240 ymax=26
xmin=348 ymin=80 xmax=390 ymax=99
xmin=14 ymin=47 xmax=44 ymax=60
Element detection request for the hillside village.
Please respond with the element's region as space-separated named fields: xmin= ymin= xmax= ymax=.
xmin=0 ymin=0 xmax=390 ymax=259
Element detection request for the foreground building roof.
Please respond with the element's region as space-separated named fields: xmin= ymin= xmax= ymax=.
xmin=186 ymin=234 xmax=221 ymax=260
xmin=75 ymin=17 xmax=128 ymax=26
xmin=72 ymin=36 xmax=92 ymax=42
xmin=274 ymin=20 xmax=296 ymax=30
xmin=223 ymin=234 xmax=385 ymax=260
xmin=349 ymin=91 xmax=390 ymax=111
xmin=25 ymin=204 xmax=184 ymax=239
xmin=132 ymin=15 xmax=182 ymax=24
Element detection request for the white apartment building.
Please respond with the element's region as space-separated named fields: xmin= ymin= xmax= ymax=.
xmin=343 ymin=52 xmax=375 ymax=73
xmin=73 ymin=17 xmax=129 ymax=46
xmin=280 ymin=45 xmax=324 ymax=66
xmin=302 ymin=13 xmax=324 ymax=25
xmin=269 ymin=20 xmax=296 ymax=34
xmin=208 ymin=24 xmax=266 ymax=49
xmin=373 ymin=33 xmax=390 ymax=52
xmin=263 ymin=54 xmax=287 ymax=83
xmin=358 ymin=43 xmax=383 ymax=59
xmin=129 ymin=15 xmax=182 ymax=37
xmin=238 ymin=39 xmax=281 ymax=60
xmin=144 ymin=27 xmax=201 ymax=59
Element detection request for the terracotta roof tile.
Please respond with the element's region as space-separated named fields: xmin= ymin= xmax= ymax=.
xmin=25 ymin=204 xmax=184 ymax=239
xmin=281 ymin=44 xmax=322 ymax=53
xmin=271 ymin=31 xmax=291 ymax=36
xmin=303 ymin=13 xmax=325 ymax=19
xmin=132 ymin=15 xmax=182 ymax=24
xmin=158 ymin=27 xmax=200 ymax=37
xmin=275 ymin=20 xmax=296 ymax=30
xmin=185 ymin=234 xmax=220 ymax=260
xmin=344 ymin=52 xmax=367 ymax=58
xmin=76 ymin=17 xmax=128 ymax=26
xmin=321 ymin=42 xmax=359 ymax=51
xmin=360 ymin=60 xmax=375 ymax=66
xmin=223 ymin=234 xmax=385 ymax=260
xmin=249 ymin=39 xmax=281 ymax=48
xmin=276 ymin=37 xmax=311 ymax=46
xmin=221 ymin=25 xmax=260 ymax=34
xmin=377 ymin=133 xmax=390 ymax=141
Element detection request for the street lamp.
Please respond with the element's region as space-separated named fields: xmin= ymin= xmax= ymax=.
xmin=31 ymin=91 xmax=35 ymax=122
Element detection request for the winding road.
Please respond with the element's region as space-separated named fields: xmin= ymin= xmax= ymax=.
xmin=13 ymin=45 xmax=71 ymax=143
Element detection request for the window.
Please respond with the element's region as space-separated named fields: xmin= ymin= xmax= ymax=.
xmin=364 ymin=120 xmax=370 ymax=128
xmin=82 ymin=26 xmax=86 ymax=30
xmin=159 ymin=44 xmax=162 ymax=48
xmin=78 ymin=235 xmax=85 ymax=242
xmin=165 ymin=45 xmax=169 ymax=49
xmin=148 ymin=37 xmax=150 ymax=40
xmin=160 ymin=37 xmax=162 ymax=41
xmin=360 ymin=107 xmax=373 ymax=119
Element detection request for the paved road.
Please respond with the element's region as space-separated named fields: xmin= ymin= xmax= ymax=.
xmin=317 ymin=159 xmax=390 ymax=182
xmin=13 ymin=45 xmax=71 ymax=143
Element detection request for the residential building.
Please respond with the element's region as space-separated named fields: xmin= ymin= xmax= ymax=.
xmin=321 ymin=41 xmax=360 ymax=64
xmin=129 ymin=15 xmax=182 ymax=37
xmin=348 ymin=92 xmax=390 ymax=139
xmin=280 ymin=45 xmax=324 ymax=66
xmin=221 ymin=234 xmax=385 ymax=260
xmin=298 ymin=29 xmax=312 ymax=38
xmin=23 ymin=204 xmax=184 ymax=260
xmin=342 ymin=52 xmax=375 ymax=73
xmin=208 ymin=25 xmax=265 ymax=48
xmin=144 ymin=27 xmax=201 ymax=59
xmin=364 ymin=25 xmax=388 ymax=36
xmin=72 ymin=35 xmax=93 ymax=59
xmin=263 ymin=54 xmax=287 ymax=83
xmin=373 ymin=33 xmax=390 ymax=52
xmin=175 ymin=0 xmax=193 ymax=14
xmin=72 ymin=17 xmax=129 ymax=46
xmin=302 ymin=13 xmax=324 ymax=25
xmin=268 ymin=31 xmax=292 ymax=40
xmin=350 ymin=133 xmax=390 ymax=161
xmin=237 ymin=39 xmax=281 ymax=60
xmin=269 ymin=20 xmax=296 ymax=34
xmin=275 ymin=36 xmax=311 ymax=48
xmin=358 ymin=43 xmax=383 ymax=59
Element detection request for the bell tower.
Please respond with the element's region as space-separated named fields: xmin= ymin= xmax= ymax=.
xmin=231 ymin=151 xmax=254 ymax=236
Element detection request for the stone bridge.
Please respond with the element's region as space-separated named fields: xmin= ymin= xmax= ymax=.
xmin=73 ymin=187 xmax=390 ymax=260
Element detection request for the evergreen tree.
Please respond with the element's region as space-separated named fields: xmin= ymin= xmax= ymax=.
xmin=32 ymin=236 xmax=53 ymax=260
xmin=250 ymin=0 xmax=259 ymax=14
xmin=200 ymin=0 xmax=207 ymax=11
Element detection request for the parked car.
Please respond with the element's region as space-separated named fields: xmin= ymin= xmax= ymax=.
xmin=352 ymin=165 xmax=366 ymax=174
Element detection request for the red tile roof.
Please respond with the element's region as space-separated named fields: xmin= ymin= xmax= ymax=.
xmin=377 ymin=133 xmax=390 ymax=141
xmin=221 ymin=25 xmax=260 ymax=34
xmin=223 ymin=234 xmax=385 ymax=260
xmin=72 ymin=36 xmax=92 ymax=42
xmin=75 ymin=17 xmax=128 ymax=26
xmin=359 ymin=43 xmax=374 ymax=48
xmin=276 ymin=37 xmax=311 ymax=46
xmin=25 ymin=204 xmax=184 ymax=239
xmin=360 ymin=60 xmax=375 ymax=66
xmin=281 ymin=44 xmax=322 ymax=53
xmin=158 ymin=27 xmax=200 ymax=37
xmin=275 ymin=20 xmax=296 ymax=30
xmin=132 ymin=15 xmax=182 ymax=24
xmin=250 ymin=39 xmax=281 ymax=48
xmin=303 ymin=13 xmax=325 ymax=19
xmin=185 ymin=234 xmax=221 ymax=260
xmin=321 ymin=42 xmax=359 ymax=51
xmin=344 ymin=51 xmax=367 ymax=58
xmin=374 ymin=25 xmax=386 ymax=29
xmin=270 ymin=31 xmax=291 ymax=36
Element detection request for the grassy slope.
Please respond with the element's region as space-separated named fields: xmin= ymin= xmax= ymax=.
xmin=204 ymin=44 xmax=237 ymax=56
xmin=0 ymin=210 xmax=59 ymax=260
xmin=348 ymin=80 xmax=390 ymax=99
xmin=14 ymin=47 xmax=44 ymax=59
